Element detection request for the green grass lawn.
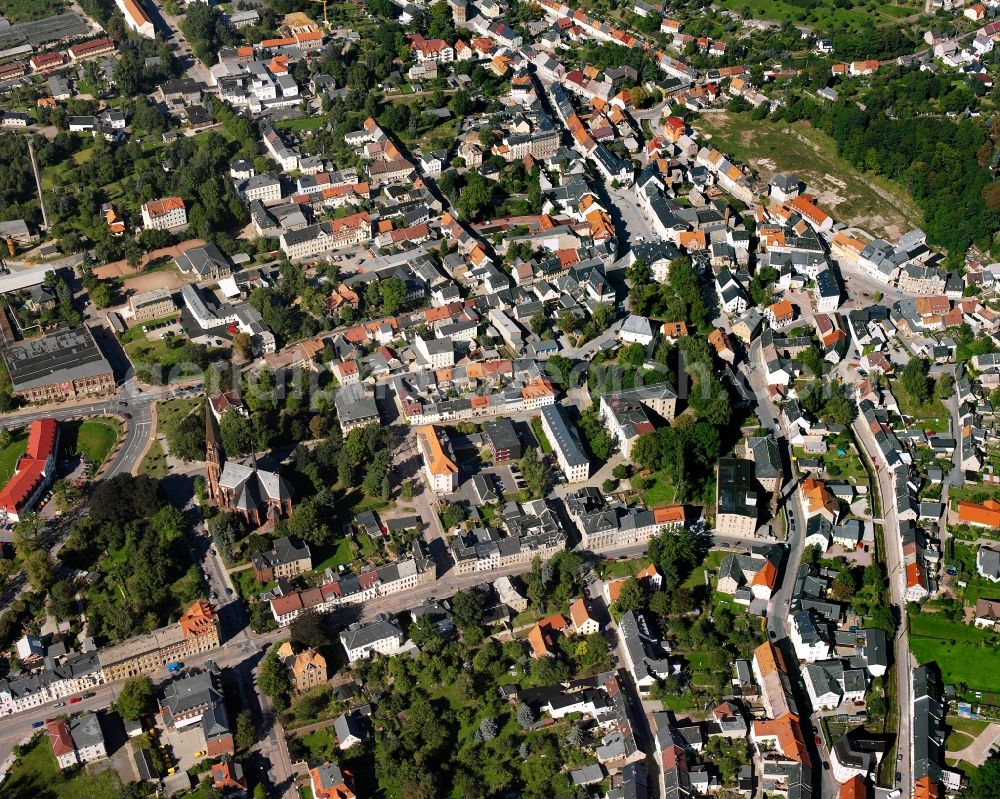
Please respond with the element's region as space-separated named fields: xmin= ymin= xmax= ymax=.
xmin=945 ymin=730 xmax=974 ymax=752
xmin=949 ymin=542 xmax=1000 ymax=605
xmin=530 ymin=418 xmax=552 ymax=454
xmin=694 ymin=113 xmax=922 ymax=238
xmin=948 ymin=715 xmax=990 ymax=736
xmin=1 ymin=0 xmax=67 ymax=22
xmin=2 ymin=735 xmax=122 ymax=799
xmin=0 ymin=431 xmax=29 ymax=485
xmin=298 ymin=727 xmax=338 ymax=761
xmin=157 ymin=397 xmax=202 ymax=436
xmin=232 ymin=567 xmax=274 ymax=600
xmin=683 ymin=550 xmax=725 ymax=593
xmin=889 ymin=379 xmax=949 ymax=422
xmin=714 ymin=0 xmax=922 ymax=32
xmin=643 ymin=472 xmax=677 ymax=506
xmin=275 ymin=117 xmax=326 ymax=133
xmin=64 ymin=419 xmax=121 ymax=467
xmin=310 ymin=536 xmax=361 ymax=576
xmin=909 ymin=611 xmax=1000 ymax=692
xmin=119 ymin=314 xmax=179 ymax=344
xmin=139 ymin=439 xmax=168 ymax=477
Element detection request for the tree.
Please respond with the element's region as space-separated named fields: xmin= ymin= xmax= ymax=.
xmin=934 ymin=372 xmax=954 ymax=401
xmin=530 ymin=310 xmax=548 ymax=336
xmin=450 ymin=589 xmax=484 ymax=630
xmin=612 ymin=464 xmax=632 ymax=480
xmin=519 ymin=446 xmax=552 ymax=498
xmin=290 ymin=610 xmax=332 ymax=649
xmin=479 ymin=716 xmax=498 ymax=741
xmin=24 ymin=550 xmax=54 ymax=591
xmin=0 ymin=428 xmax=10 ymax=449
xmin=516 ymin=701 xmax=535 ymax=729
xmin=235 ymin=710 xmax=256 ymax=750
xmin=830 ymin=569 xmax=857 ymax=602
xmin=557 ymin=310 xmax=578 ymax=336
xmin=277 ymin=495 xmax=331 ymax=546
xmin=965 ymin=752 xmax=1000 ymax=799
xmin=613 ymin=577 xmax=646 ymax=617
xmin=902 ymin=357 xmax=932 ymax=405
xmin=232 ymin=332 xmax=254 ymax=361
xmin=89 ymin=281 xmax=114 ymax=308
xmin=118 ymin=676 xmax=156 ymax=720
xmin=649 ymin=590 xmax=672 ymax=617
xmin=219 ymin=407 xmax=255 ymax=457
xmin=258 ymin=645 xmax=292 ymax=710
xmin=253 ymin=784 xmax=269 ymax=799
xmin=378 ymin=277 xmax=408 ymax=316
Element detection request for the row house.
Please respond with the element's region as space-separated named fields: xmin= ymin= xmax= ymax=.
xmin=270 ymin=541 xmax=436 ymax=626
xmin=567 ymin=487 xmax=685 ymax=551
xmin=279 ymin=212 xmax=372 ymax=259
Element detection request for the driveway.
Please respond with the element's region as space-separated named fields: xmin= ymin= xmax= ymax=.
xmin=949 ymin=723 xmax=1000 ymax=767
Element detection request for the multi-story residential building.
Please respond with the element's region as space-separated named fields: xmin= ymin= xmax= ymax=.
xmin=236 ymin=173 xmax=283 ymax=203
xmin=252 ymin=536 xmax=312 ymax=582
xmin=279 ymin=213 xmax=372 ymax=259
xmin=141 ymin=197 xmax=187 ymax=230
xmin=269 ymin=541 xmax=436 ymax=626
xmin=752 ymin=641 xmax=797 ymax=720
xmin=98 ymin=600 xmax=219 ymax=682
xmin=2 ymin=326 xmax=115 ymax=404
xmin=598 ymin=384 xmax=677 ymax=458
xmin=451 ymin=498 xmax=567 ymax=574
xmin=416 ymin=424 xmax=459 ymax=494
xmin=715 ymin=457 xmax=759 ymax=537
xmin=278 ymin=642 xmax=328 ymax=691
xmin=310 ymin=762 xmax=357 ymax=799
xmin=340 ymin=614 xmax=405 ymax=663
xmin=540 ymin=404 xmax=590 ymax=483
xmin=47 ymin=713 xmax=107 ymax=769
xmin=160 ymin=669 xmax=223 ymax=729
xmin=414 ymin=334 xmax=455 ymax=369
xmin=789 ymin=609 xmax=830 ymax=662
xmin=129 ymin=288 xmax=177 ymax=322
xmin=802 ymin=659 xmax=866 ymax=710
xmin=0 ymin=418 xmax=58 ymax=522
xmin=409 ymin=34 xmax=455 ymax=62
xmin=485 ymin=418 xmax=522 ymax=462
xmin=261 ymin=121 xmax=299 ymax=170
xmin=116 ymin=0 xmax=155 ymax=38
xmin=566 ymin=487 xmax=685 ymax=551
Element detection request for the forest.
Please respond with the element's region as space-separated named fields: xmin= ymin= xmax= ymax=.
xmin=768 ymin=86 xmax=1000 ymax=259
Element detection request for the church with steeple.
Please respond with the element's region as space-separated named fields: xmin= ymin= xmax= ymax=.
xmin=205 ymin=396 xmax=293 ymax=527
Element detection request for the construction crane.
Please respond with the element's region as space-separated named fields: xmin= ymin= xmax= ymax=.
xmin=309 ymin=0 xmax=330 ymax=29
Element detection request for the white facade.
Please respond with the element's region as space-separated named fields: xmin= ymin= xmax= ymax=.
xmin=141 ymin=199 xmax=187 ymax=230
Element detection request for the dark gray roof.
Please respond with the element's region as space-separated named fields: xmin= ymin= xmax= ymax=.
xmin=541 ymin=404 xmax=588 ymax=467
xmin=3 ymin=325 xmax=112 ymax=391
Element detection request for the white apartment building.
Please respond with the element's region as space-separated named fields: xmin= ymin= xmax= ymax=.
xmin=416 ymin=424 xmax=459 ymax=494
xmin=541 ymin=404 xmax=590 ymax=483
xmin=141 ymin=197 xmax=187 ymax=230
xmin=340 ymin=615 xmax=405 ymax=663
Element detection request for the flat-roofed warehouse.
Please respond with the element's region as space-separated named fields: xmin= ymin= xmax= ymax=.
xmin=2 ymin=325 xmax=115 ymax=403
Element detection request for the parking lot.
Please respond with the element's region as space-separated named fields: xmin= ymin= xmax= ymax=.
xmin=159 ymin=719 xmax=209 ymax=774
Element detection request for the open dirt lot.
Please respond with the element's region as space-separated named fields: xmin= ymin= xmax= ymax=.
xmin=696 ymin=112 xmax=922 ymax=239
xmin=94 ymin=239 xmax=205 ymax=280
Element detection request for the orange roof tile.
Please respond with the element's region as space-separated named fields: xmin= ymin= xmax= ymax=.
xmin=753 ymin=640 xmax=786 ymax=677
xmin=958 ymin=499 xmax=1000 ymax=527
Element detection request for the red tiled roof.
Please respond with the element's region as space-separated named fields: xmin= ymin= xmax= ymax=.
xmin=0 ymin=418 xmax=57 ymax=517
